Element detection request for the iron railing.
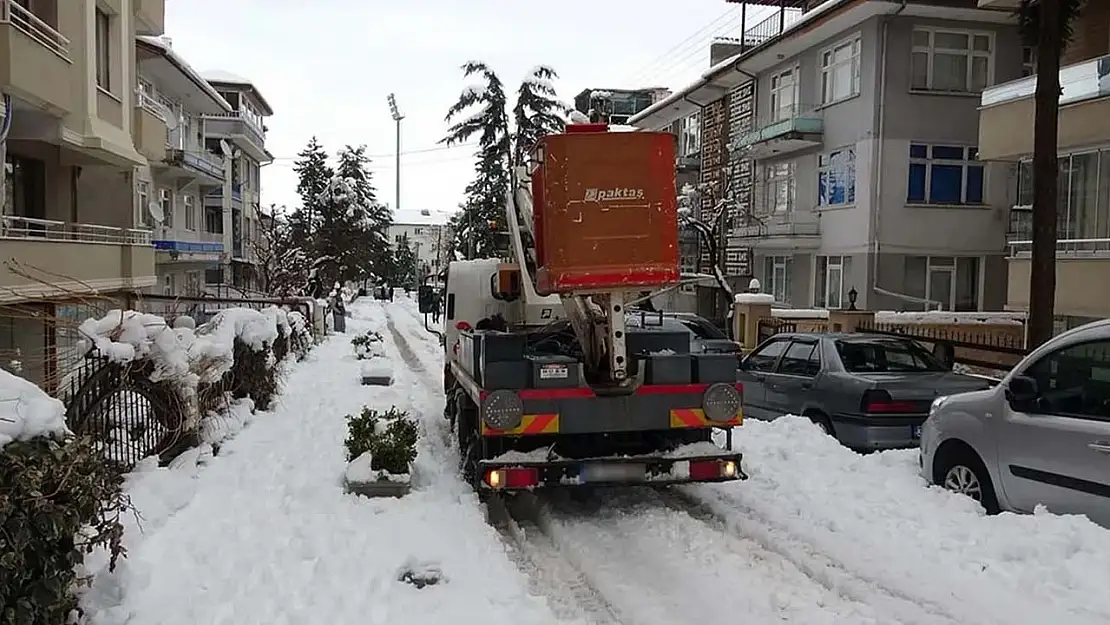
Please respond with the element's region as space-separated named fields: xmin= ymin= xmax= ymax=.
xmin=0 ymin=0 xmax=70 ymax=61
xmin=1 ymin=215 xmax=152 ymax=245
xmin=1008 ymin=237 xmax=1110 ymax=257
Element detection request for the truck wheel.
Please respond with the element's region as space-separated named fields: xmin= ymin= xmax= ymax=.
xmin=455 ymin=393 xmax=480 ymax=487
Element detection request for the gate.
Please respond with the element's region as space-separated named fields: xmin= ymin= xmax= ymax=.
xmin=61 ymin=356 xmax=185 ymax=468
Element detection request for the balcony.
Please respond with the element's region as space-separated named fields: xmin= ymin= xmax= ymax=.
xmin=676 ymin=154 xmax=700 ymax=172
xmin=0 ymin=0 xmax=73 ymax=115
xmin=203 ymin=112 xmax=268 ymax=162
xmin=152 ymin=234 xmax=224 ymax=263
xmin=978 ymin=53 xmax=1110 ymax=160
xmin=164 ymin=148 xmax=225 ymax=185
xmin=204 ymin=183 xmax=243 ymax=207
xmin=134 ymin=0 xmax=165 ymax=36
xmin=730 ymin=210 xmax=821 ymax=246
xmin=133 ymin=92 xmax=168 ymax=162
xmin=0 ymin=216 xmax=155 ymax=303
xmin=733 ymin=103 xmax=823 ymax=159
xmin=1007 ymin=239 xmax=1110 ymax=317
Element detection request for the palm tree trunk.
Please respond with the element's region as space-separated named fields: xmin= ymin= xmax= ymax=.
xmin=1027 ymin=0 xmax=1063 ymax=349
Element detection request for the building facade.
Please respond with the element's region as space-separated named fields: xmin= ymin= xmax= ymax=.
xmin=2 ymin=0 xmax=163 ymax=388
xmin=633 ymin=0 xmax=1021 ymax=313
xmin=388 ymin=209 xmax=451 ymax=280
xmin=976 ymin=0 xmax=1110 ymax=331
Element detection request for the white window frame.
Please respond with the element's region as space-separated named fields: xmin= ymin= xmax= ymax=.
xmin=910 ymin=27 xmax=994 ymax=93
xmin=763 ymin=162 xmax=795 ymax=214
xmin=94 ymin=8 xmax=111 ymax=92
xmin=183 ymin=195 xmax=196 ymax=231
xmin=159 ymin=188 xmax=173 ymax=229
xmin=769 ymin=66 xmax=799 ymax=121
xmin=136 ymin=180 xmax=150 ymax=228
xmin=820 ymin=35 xmax=861 ymax=105
xmin=679 ymin=253 xmax=697 ymax=294
xmin=814 ymin=255 xmax=848 ymax=310
xmin=764 ymin=256 xmax=791 ymax=304
xmin=907 ymin=143 xmax=984 ymax=205
xmin=680 ymin=113 xmax=700 ymax=156
xmin=908 ymin=256 xmax=984 ymax=312
xmin=817 ymin=147 xmax=856 ymax=207
xmin=1021 ymin=46 xmax=1037 ymax=78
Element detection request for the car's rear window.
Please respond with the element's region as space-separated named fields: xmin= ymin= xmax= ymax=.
xmin=834 ymin=339 xmax=947 ymax=373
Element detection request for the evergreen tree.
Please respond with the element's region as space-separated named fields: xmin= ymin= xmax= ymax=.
xmin=336 ymin=145 xmax=392 ymax=279
xmin=290 ymin=137 xmax=332 ymax=247
xmin=389 ymin=233 xmax=418 ymax=288
xmin=442 ymin=61 xmax=511 ymax=259
xmin=512 ymin=65 xmax=567 ymax=165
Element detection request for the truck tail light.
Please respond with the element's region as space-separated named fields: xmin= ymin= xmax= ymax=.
xmin=485 ymin=467 xmax=539 ymax=489
xmin=689 ymin=459 xmax=739 ymax=481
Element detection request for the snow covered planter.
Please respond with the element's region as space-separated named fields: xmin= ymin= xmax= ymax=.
xmin=360 ymin=360 xmax=393 ymax=386
xmin=352 ymin=330 xmax=392 ymax=385
xmin=342 ymin=406 xmax=418 ymax=498
xmin=0 ymin=369 xmax=129 ymax=625
xmin=351 ymin=330 xmax=385 ymax=360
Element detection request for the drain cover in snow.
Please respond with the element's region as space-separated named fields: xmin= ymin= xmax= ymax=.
xmin=397 ymin=560 xmax=444 ymax=589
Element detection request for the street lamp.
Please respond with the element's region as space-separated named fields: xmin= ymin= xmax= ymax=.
xmin=387 ymin=93 xmax=403 ymax=212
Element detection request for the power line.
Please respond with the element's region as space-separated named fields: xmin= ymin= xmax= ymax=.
xmin=266 ymin=152 xmax=476 ymax=170
xmin=621 ymin=7 xmax=742 ymax=86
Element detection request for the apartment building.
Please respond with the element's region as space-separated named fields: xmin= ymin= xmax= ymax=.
xmin=1 ymin=0 xmax=163 ymax=388
xmin=135 ymin=35 xmax=230 ymax=297
xmin=572 ymin=87 xmax=671 ymax=124
xmin=202 ymin=70 xmax=273 ymax=292
xmin=632 ymin=0 xmax=1022 ymax=313
xmin=389 ymin=209 xmax=451 ymax=279
xmin=976 ymin=0 xmax=1110 ymax=330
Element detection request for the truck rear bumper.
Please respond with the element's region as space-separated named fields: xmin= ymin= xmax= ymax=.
xmin=477 ymin=450 xmax=746 ymax=490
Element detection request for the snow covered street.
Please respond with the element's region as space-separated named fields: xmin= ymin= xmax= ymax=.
xmin=79 ymin=296 xmax=1110 ymax=625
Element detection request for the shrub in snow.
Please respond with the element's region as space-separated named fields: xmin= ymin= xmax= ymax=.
xmin=351 ymin=330 xmax=385 ymax=360
xmin=344 ymin=406 xmax=418 ymax=477
xmin=0 ymin=370 xmax=129 ymax=625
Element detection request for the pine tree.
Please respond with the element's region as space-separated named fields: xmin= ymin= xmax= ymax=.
xmin=290 ymin=137 xmax=333 ymax=248
xmin=513 ymin=65 xmax=567 ymax=165
xmin=442 ymin=61 xmax=511 ymax=259
xmin=389 ymin=233 xmax=419 ymax=288
xmin=336 ymin=145 xmax=392 ymax=280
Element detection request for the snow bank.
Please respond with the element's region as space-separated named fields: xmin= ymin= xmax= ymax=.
xmin=694 ymin=417 xmax=1110 ymax=625
xmin=874 ymin=311 xmax=1025 ymax=325
xmin=735 ymin=292 xmax=775 ymax=304
xmin=771 ymin=308 xmax=830 ymax=319
xmin=0 ymin=368 xmax=70 ymax=448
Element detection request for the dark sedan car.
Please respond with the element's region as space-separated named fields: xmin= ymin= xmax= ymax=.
xmin=737 ymin=332 xmax=993 ymax=450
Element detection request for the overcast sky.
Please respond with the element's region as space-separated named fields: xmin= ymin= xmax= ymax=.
xmin=165 ymin=0 xmax=755 ymax=217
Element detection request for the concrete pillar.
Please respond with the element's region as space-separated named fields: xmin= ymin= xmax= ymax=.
xmin=733 ymin=293 xmax=774 ymax=350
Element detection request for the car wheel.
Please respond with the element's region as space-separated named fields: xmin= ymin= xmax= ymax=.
xmin=935 ymin=447 xmax=1000 ymax=514
xmin=805 ymin=412 xmax=835 ymax=437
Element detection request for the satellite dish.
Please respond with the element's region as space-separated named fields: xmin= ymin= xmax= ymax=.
xmin=147 ymin=201 xmax=164 ymax=223
xmin=219 ymin=139 xmax=232 ymax=155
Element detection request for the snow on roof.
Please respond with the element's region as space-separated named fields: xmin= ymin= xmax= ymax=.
xmin=391 ymin=209 xmax=452 ymax=227
xmin=137 ymin=36 xmax=232 ymax=113
xmin=0 ymin=368 xmax=70 ymax=448
xmin=202 ymin=68 xmax=275 ymax=116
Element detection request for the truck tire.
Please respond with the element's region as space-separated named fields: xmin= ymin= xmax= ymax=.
xmin=454 ymin=392 xmax=480 ymax=487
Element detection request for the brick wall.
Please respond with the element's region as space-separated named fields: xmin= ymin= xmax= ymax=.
xmin=1061 ymin=1 xmax=1109 ymax=66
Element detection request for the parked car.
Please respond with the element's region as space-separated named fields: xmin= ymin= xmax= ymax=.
xmin=921 ymin=319 xmax=1110 ymax=525
xmin=625 ymin=310 xmax=741 ymax=354
xmin=737 ymin=332 xmax=992 ymax=450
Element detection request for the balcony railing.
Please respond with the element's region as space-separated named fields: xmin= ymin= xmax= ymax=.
xmin=206 ymin=183 xmax=242 ymax=202
xmin=0 ymin=0 xmax=70 ymax=61
xmin=135 ymin=90 xmax=166 ymax=120
xmin=741 ymin=9 xmax=804 ymax=49
xmin=168 ymin=149 xmax=224 ymax=180
xmin=204 ymin=111 xmax=266 ymax=146
xmin=1 ymin=215 xmax=152 ymax=245
xmin=982 ymin=52 xmax=1110 ymax=108
xmin=735 ymin=102 xmax=823 ymax=149
xmin=731 ymin=209 xmax=820 ymax=238
xmin=1008 ymin=237 xmax=1110 ymax=257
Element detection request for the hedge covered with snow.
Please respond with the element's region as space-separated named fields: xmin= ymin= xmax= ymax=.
xmin=0 ymin=305 xmax=317 ymax=623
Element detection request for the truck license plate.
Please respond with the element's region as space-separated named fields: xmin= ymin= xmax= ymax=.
xmin=581 ymin=463 xmax=645 ymax=483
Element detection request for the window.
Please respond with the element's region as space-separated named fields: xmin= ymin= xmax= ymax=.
xmin=905 ymin=256 xmax=981 ymax=311
xmin=763 ymin=256 xmax=791 ymax=304
xmin=1021 ymin=46 xmax=1037 ymax=77
xmin=205 ymin=207 xmax=223 ymax=234
xmin=815 ymin=255 xmax=852 ymax=309
xmin=94 ymin=8 xmax=111 ymax=91
xmin=835 ymin=338 xmax=947 ymax=373
xmin=136 ymin=180 xmax=150 ymax=227
xmin=778 ymin=340 xmax=821 ymax=377
xmin=6 ymin=154 xmax=46 ymax=220
xmin=820 ymin=36 xmax=861 ymax=104
xmin=183 ymin=195 xmax=196 ymax=230
xmin=907 ymin=144 xmax=984 ymax=205
xmin=910 ymin=28 xmax=992 ymax=93
xmin=746 ymin=339 xmax=790 ymax=372
xmin=158 ymin=189 xmax=173 ymax=228
xmin=818 ymin=148 xmax=856 ymax=207
xmin=163 ymin=273 xmax=176 ymax=296
xmin=414 ymin=227 xmax=423 ymax=235
xmin=762 ymin=162 xmax=795 ymax=214
xmin=680 ymin=113 xmax=700 ymax=156
xmin=770 ymin=66 xmax=799 ymax=120
xmin=1021 ymin=339 xmax=1110 ymax=421
xmin=680 ymin=253 xmax=697 ymax=294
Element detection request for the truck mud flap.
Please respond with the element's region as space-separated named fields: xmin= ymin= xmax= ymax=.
xmin=476 ymin=451 xmax=746 ymax=490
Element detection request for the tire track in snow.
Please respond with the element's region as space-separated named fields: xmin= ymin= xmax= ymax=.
xmin=654 ymin=488 xmax=963 ymax=625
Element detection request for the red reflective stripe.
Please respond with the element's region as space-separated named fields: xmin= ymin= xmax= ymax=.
xmin=636 ymin=383 xmax=708 ymax=395
xmin=518 ymin=387 xmax=596 ymax=399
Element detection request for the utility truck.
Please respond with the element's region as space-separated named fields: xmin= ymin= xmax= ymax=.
xmin=430 ymin=122 xmax=746 ymax=491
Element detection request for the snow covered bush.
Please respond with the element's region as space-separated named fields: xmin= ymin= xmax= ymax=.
xmin=286 ymin=310 xmax=313 ymax=360
xmin=0 ymin=369 xmax=129 ymax=625
xmin=344 ymin=406 xmax=418 ymax=477
xmin=351 ymin=330 xmax=385 ymax=360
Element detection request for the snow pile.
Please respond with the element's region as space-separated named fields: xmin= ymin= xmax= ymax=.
xmin=0 ymin=368 xmax=70 ymax=448
xmin=693 ymin=417 xmax=1110 ymax=625
xmin=874 ymin=311 xmax=1025 ymax=325
xmin=771 ymin=308 xmax=830 ymax=319
xmin=198 ymin=397 xmax=255 ymax=446
xmin=735 ymin=292 xmax=775 ymax=304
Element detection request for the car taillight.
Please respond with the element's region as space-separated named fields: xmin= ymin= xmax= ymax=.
xmin=861 ymin=389 xmax=918 ymax=414
xmin=484 ymin=467 xmax=539 ymax=489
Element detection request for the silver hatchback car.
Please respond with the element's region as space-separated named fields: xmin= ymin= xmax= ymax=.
xmin=921 ymin=319 xmax=1110 ymax=526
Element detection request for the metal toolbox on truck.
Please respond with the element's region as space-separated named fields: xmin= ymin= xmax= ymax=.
xmin=691 ymin=353 xmax=740 ymax=383
xmin=527 ymin=354 xmax=580 ymax=389
xmin=638 ymin=353 xmax=691 ymax=385
xmin=477 ymin=331 xmax=528 ymax=390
